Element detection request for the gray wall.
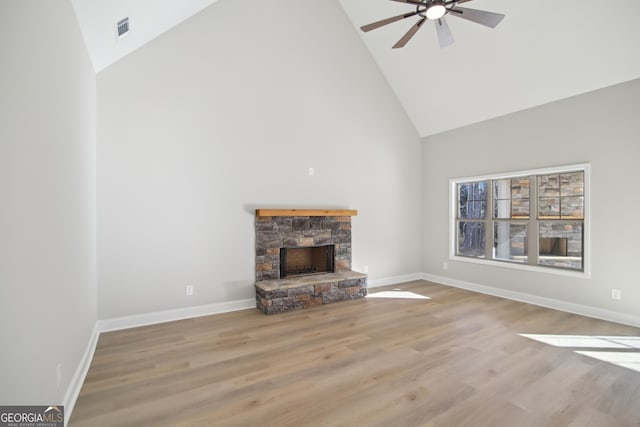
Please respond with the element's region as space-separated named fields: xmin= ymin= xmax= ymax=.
xmin=0 ymin=0 xmax=97 ymax=405
xmin=96 ymin=0 xmax=423 ymax=319
xmin=423 ymin=79 xmax=640 ymax=317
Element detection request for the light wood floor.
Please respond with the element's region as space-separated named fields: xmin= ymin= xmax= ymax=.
xmin=70 ymin=281 xmax=640 ymax=427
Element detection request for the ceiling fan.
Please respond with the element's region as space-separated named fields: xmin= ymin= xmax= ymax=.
xmin=360 ymin=0 xmax=505 ymax=49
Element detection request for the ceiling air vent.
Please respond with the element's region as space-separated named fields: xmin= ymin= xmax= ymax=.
xmin=116 ymin=17 xmax=129 ymax=39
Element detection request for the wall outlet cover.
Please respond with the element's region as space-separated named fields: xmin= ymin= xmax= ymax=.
xmin=611 ymin=289 xmax=621 ymax=300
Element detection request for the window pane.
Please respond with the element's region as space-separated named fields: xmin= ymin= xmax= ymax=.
xmin=494 ymin=179 xmax=511 ymax=199
xmin=561 ymin=196 xmax=584 ymax=219
xmin=538 ymin=175 xmax=560 ymax=197
xmin=493 ymin=177 xmax=529 ymax=219
xmin=459 ymin=201 xmax=487 ymax=219
xmin=539 ymin=197 xmax=560 ymax=218
xmin=458 ymin=181 xmax=487 ymax=201
xmin=512 ymin=199 xmax=530 ymax=218
xmin=494 ymin=199 xmax=510 ymax=219
xmin=458 ymin=181 xmax=487 ymax=219
xmin=494 ymin=222 xmax=528 ymax=263
xmin=538 ymin=222 xmax=583 ymax=270
xmin=511 ymin=178 xmax=530 ymax=199
xmin=457 ymin=221 xmax=486 ymax=258
xmin=560 ymin=172 xmax=584 ymax=196
xmin=538 ymin=171 xmax=584 ymax=219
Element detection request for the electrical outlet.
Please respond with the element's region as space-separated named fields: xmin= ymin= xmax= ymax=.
xmin=611 ymin=289 xmax=621 ymax=300
xmin=308 ymin=167 xmax=315 ymax=177
xmin=56 ymin=363 xmax=62 ymax=389
xmin=443 ymin=262 xmax=448 ymax=271
xmin=185 ymin=285 xmax=194 ymax=296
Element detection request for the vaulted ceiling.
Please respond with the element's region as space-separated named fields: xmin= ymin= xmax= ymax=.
xmin=72 ymin=0 xmax=640 ymax=137
xmin=71 ymin=0 xmax=218 ymax=72
xmin=340 ymin=0 xmax=640 ymax=136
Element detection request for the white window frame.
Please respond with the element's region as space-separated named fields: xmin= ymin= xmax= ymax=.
xmin=449 ymin=163 xmax=591 ymax=278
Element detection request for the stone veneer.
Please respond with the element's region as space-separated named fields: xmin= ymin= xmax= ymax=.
xmin=255 ymin=213 xmax=366 ymax=314
xmin=255 ymin=216 xmax=352 ymax=281
xmin=256 ymin=271 xmax=367 ymax=314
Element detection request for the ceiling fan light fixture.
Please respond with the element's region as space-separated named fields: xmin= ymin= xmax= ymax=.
xmin=359 ymin=0 xmax=506 ymax=49
xmin=425 ymin=2 xmax=446 ymax=20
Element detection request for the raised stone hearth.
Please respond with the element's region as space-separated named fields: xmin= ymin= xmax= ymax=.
xmin=254 ymin=209 xmax=367 ymax=314
xmin=256 ymin=271 xmax=367 ymax=315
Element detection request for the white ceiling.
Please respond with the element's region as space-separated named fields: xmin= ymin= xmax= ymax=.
xmin=72 ymin=0 xmax=640 ymax=137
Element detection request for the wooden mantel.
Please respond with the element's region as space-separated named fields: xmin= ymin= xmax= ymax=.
xmin=255 ymin=209 xmax=357 ymax=217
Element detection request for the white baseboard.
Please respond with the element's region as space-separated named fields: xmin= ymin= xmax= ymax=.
xmin=421 ymin=273 xmax=640 ymax=328
xmin=63 ymin=322 xmax=99 ymax=426
xmin=97 ymin=298 xmax=257 ymax=333
xmin=367 ymin=273 xmax=424 ymax=289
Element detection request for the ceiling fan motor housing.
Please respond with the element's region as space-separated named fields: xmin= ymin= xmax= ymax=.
xmin=425 ymin=1 xmax=447 ymax=20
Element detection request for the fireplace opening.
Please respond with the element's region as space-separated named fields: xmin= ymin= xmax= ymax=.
xmin=280 ymin=245 xmax=335 ymax=278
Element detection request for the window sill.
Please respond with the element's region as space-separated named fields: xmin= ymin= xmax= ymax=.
xmin=450 ymin=255 xmax=590 ymax=279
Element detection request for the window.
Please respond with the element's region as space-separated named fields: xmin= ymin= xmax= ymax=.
xmin=451 ymin=164 xmax=588 ymax=274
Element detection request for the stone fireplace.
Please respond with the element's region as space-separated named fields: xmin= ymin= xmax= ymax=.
xmin=254 ymin=209 xmax=367 ymax=314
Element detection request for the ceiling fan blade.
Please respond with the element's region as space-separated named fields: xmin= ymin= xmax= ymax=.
xmin=360 ymin=11 xmax=421 ymax=32
xmin=449 ymin=7 xmax=505 ymax=28
xmin=389 ymin=0 xmax=426 ymax=5
xmin=392 ymin=18 xmax=427 ymax=49
xmin=435 ymin=17 xmax=454 ymax=48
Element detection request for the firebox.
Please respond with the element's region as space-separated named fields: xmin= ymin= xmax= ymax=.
xmin=280 ymin=245 xmax=335 ymax=278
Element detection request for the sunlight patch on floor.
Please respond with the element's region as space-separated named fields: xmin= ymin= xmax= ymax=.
xmin=367 ymin=289 xmax=431 ymax=300
xmin=519 ymin=334 xmax=635 ymax=349
xmin=520 ymin=333 xmax=640 ymax=373
xmin=576 ymin=351 xmax=640 ymax=373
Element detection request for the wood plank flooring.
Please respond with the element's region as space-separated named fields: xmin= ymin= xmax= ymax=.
xmin=70 ymin=281 xmax=640 ymax=426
